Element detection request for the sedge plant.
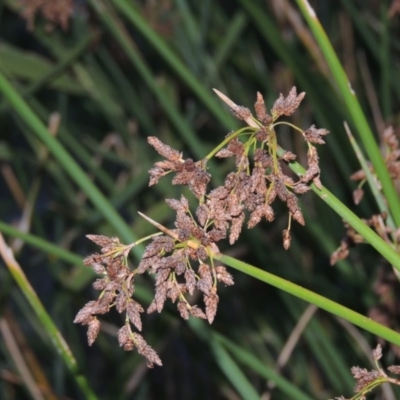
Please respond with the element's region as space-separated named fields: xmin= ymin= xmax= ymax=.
xmin=2 ymin=1 xmax=400 ymax=399
xmin=73 ymin=87 xmax=400 ymax=382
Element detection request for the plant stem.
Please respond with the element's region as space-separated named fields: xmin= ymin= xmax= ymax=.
xmin=216 ymin=253 xmax=400 ymax=348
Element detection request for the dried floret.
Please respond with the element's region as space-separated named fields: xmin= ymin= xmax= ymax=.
xmin=301 ymin=146 xmax=320 ymax=184
xmin=216 ymin=148 xmax=234 ymax=158
xmin=148 ymin=136 xmax=181 ymax=161
xmin=282 ymin=229 xmax=291 ymax=250
xmin=166 ymin=196 xmax=189 ymax=213
xmin=204 ymin=290 xmax=219 ymax=324
xmin=271 ymin=87 xmax=305 ymax=118
xmin=189 ymin=305 xmax=207 ymax=319
xmin=133 ymin=333 xmax=162 ymax=368
xmin=232 ymin=105 xmax=252 ymax=121
xmin=177 ymin=301 xmax=190 ymax=320
xmin=74 ymin=301 xmax=98 ymax=325
xmin=229 ymin=212 xmax=245 ymax=244
xmin=303 ymin=125 xmax=329 ymax=144
xmin=184 ymin=269 xmax=197 ymax=295
xmin=372 ymin=344 xmax=382 ymax=361
xmin=196 ymin=204 xmax=209 ymax=227
xmin=127 ymin=301 xmax=144 ymax=331
xmin=18 ymin=0 xmax=74 ymax=31
xmin=388 ymin=365 xmax=400 ymax=375
xmin=87 ymin=318 xmax=101 ymax=346
xmin=281 ymin=151 xmax=297 ymax=162
xmin=353 ymin=188 xmax=364 ymax=205
xmin=215 ymin=266 xmax=234 ymax=286
xmin=197 ymin=264 xmax=213 ymax=295
xmin=254 ymin=92 xmax=272 ymax=125
xmin=351 ymin=366 xmax=381 ymax=392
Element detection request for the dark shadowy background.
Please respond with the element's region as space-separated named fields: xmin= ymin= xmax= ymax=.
xmin=1 ymin=0 xmax=400 ymax=399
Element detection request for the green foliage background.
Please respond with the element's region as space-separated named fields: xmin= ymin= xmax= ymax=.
xmin=0 ymin=0 xmax=400 ymax=399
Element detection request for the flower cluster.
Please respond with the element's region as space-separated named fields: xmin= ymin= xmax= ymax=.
xmin=368 ymin=265 xmax=400 ymax=358
xmin=350 ymin=126 xmax=400 ymax=205
xmin=331 ymin=126 xmax=400 ymax=265
xmin=148 ymin=137 xmax=210 ymax=199
xmin=334 ymin=344 xmax=400 ymax=399
xmin=74 ymin=235 xmax=162 ymax=368
xmin=138 ymin=196 xmax=234 ymax=324
xmin=330 ymin=213 xmax=392 ymax=265
xmin=148 ymin=87 xmax=328 ymax=249
xmin=75 ymin=88 xmax=328 ymax=366
xmin=18 ymin=0 xmax=74 ymax=31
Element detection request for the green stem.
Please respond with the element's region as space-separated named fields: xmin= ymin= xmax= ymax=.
xmin=0 ymin=69 xmax=137 ymax=248
xmin=275 ymin=146 xmax=400 ymax=272
xmin=345 ymin=124 xmax=396 ymax=231
xmin=294 ymin=0 xmax=400 ymax=226
xmin=204 ymin=127 xmax=252 ymax=160
xmin=216 ymin=253 xmax=400 ymax=347
xmin=0 ymin=236 xmax=98 ymax=400
xmin=109 ymin=0 xmax=237 ymax=130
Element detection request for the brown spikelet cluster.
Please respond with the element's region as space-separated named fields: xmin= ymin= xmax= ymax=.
xmin=139 ymin=195 xmax=233 ymax=324
xmin=148 ymin=137 xmax=210 ymax=199
xmin=333 ymin=344 xmax=400 ymax=399
xmin=331 ymin=126 xmax=400 ymax=265
xmin=330 ymin=213 xmax=393 ymax=265
xmin=74 ymin=224 xmax=234 ymax=364
xmin=76 ymin=88 xmax=328 ymax=367
xmin=74 ymin=235 xmax=162 ymax=367
xmin=368 ymin=265 xmax=400 ymax=357
xmin=17 ymin=0 xmax=74 ymax=31
xmin=149 ymin=88 xmax=328 ymax=249
xmin=350 ymin=127 xmax=400 ymax=205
